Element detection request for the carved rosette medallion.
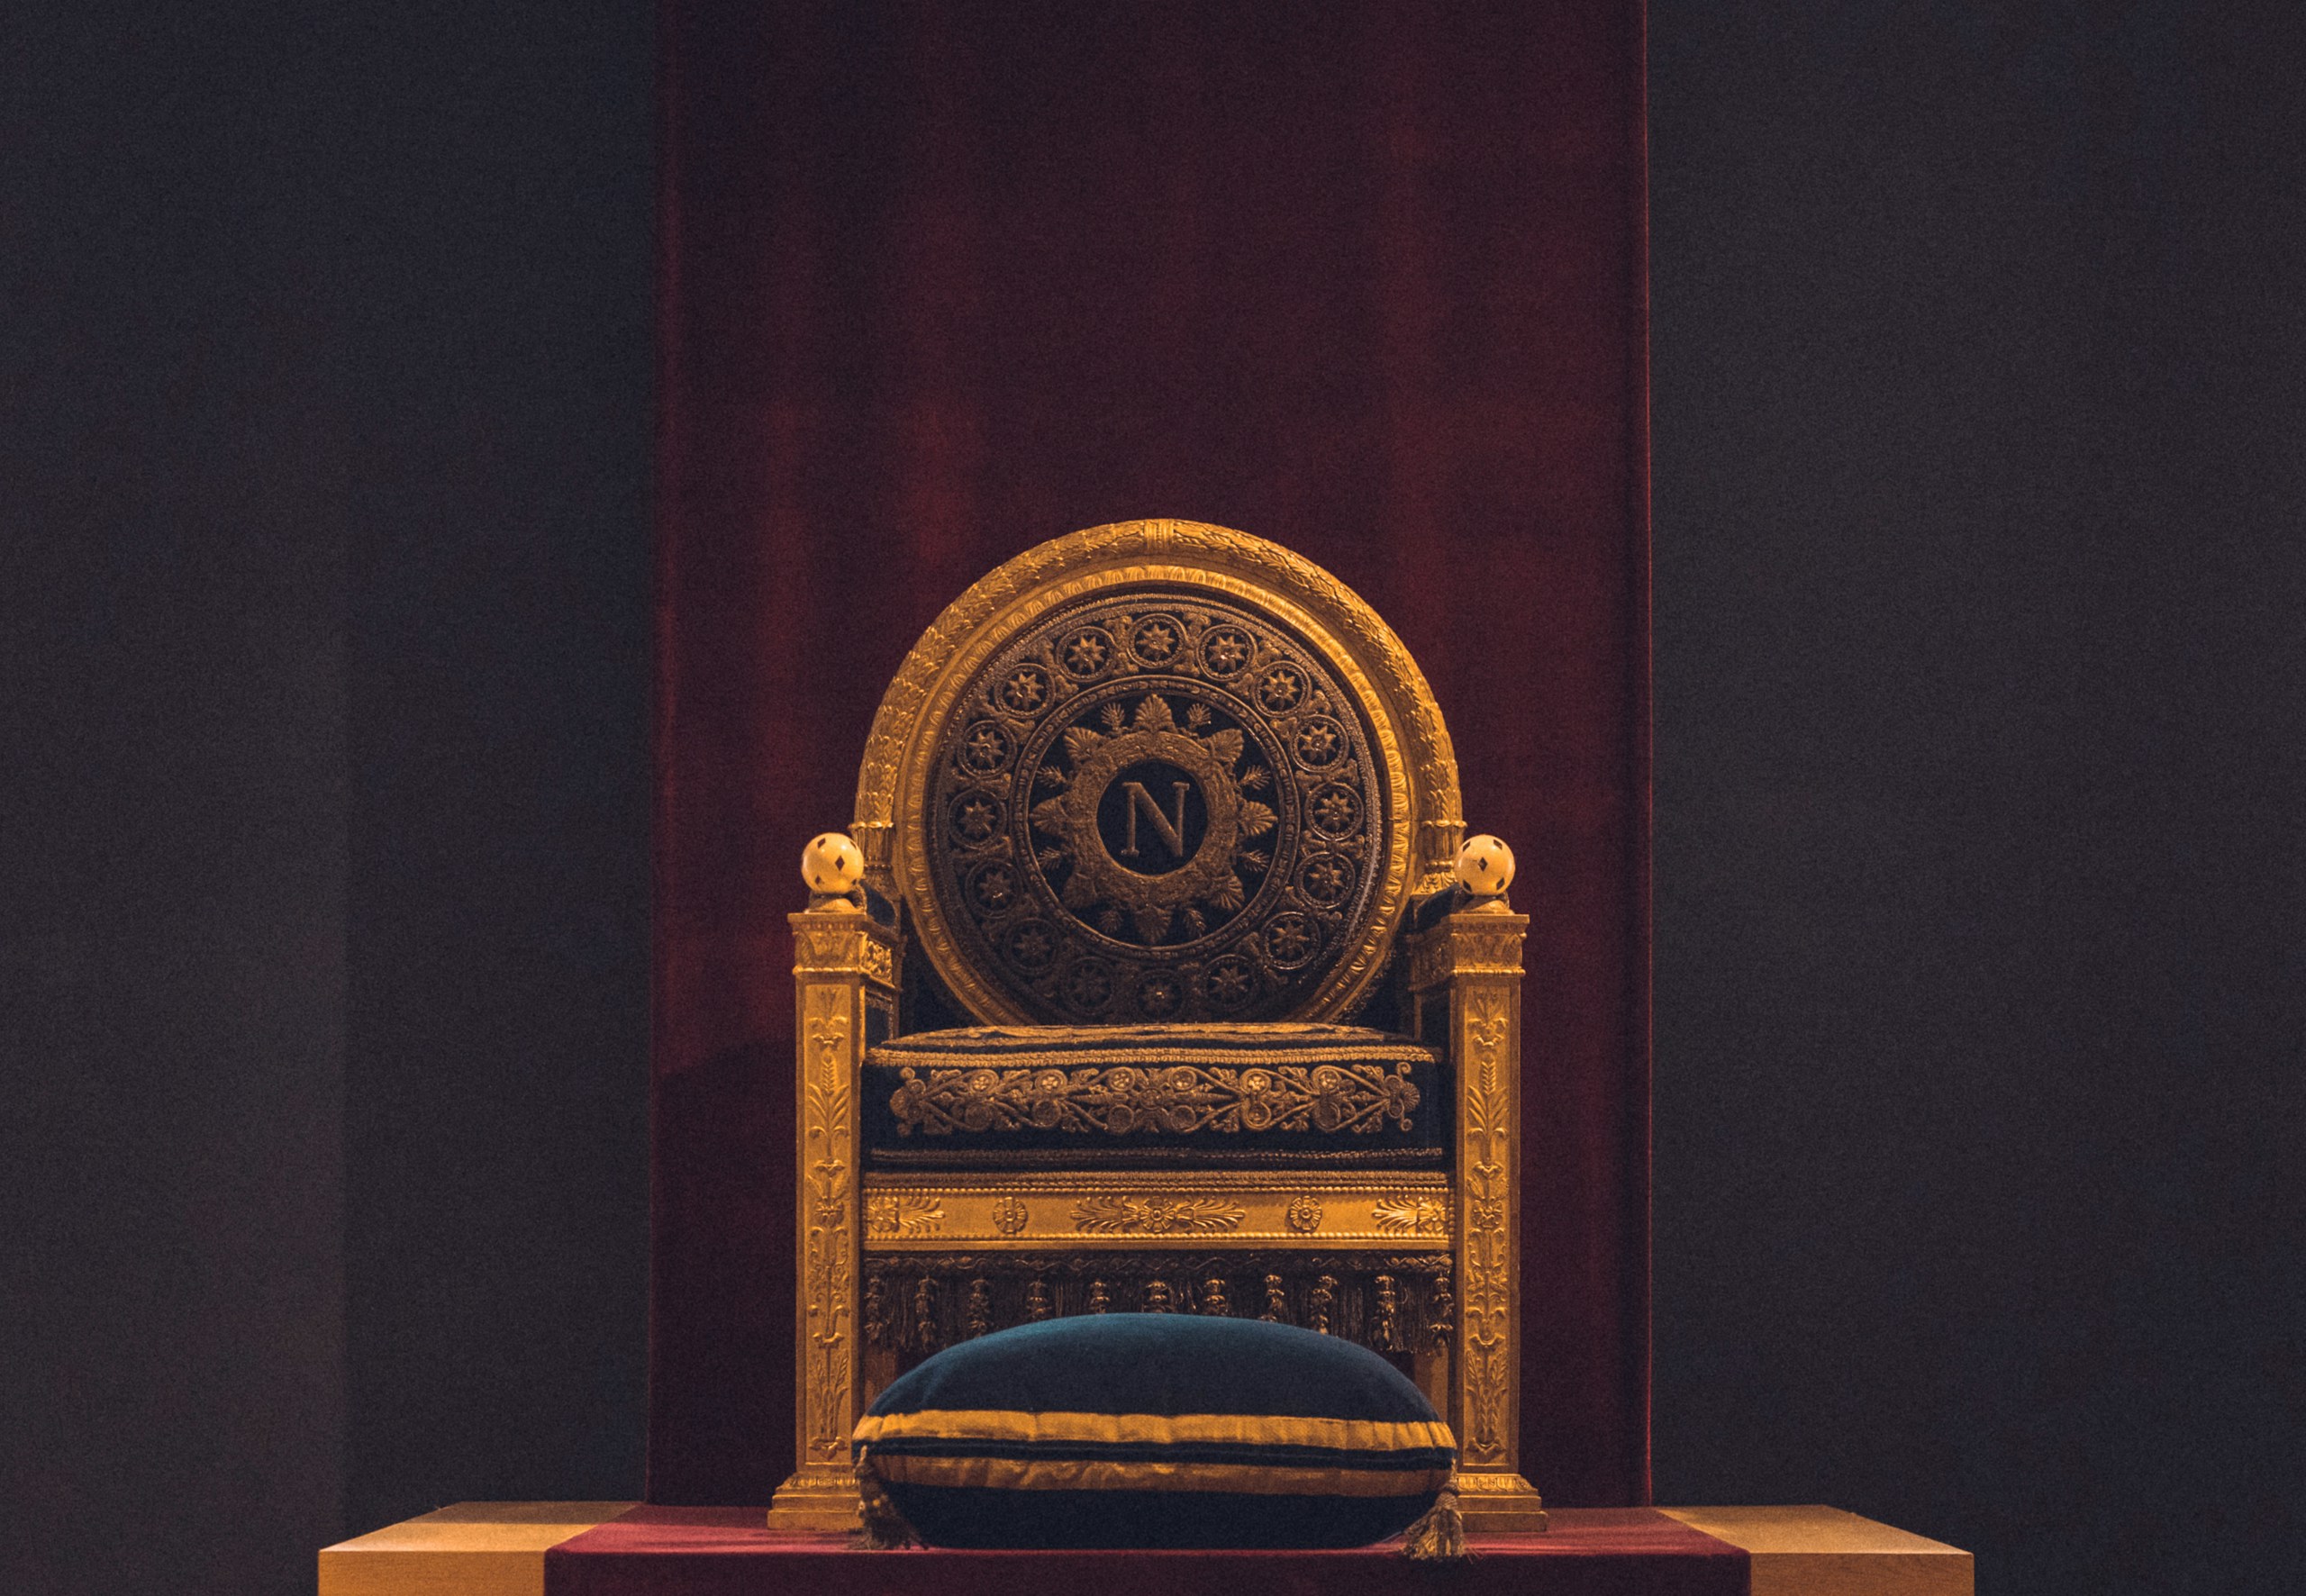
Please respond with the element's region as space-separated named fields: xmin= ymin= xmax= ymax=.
xmin=925 ymin=594 xmax=1385 ymax=1023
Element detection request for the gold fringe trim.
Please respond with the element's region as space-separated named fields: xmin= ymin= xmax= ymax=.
xmin=1400 ymin=1471 xmax=1468 ymax=1562
xmin=853 ymin=1447 xmax=920 ymax=1551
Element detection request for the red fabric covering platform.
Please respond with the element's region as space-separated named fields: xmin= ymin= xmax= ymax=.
xmin=546 ymin=1508 xmax=1746 ymax=1596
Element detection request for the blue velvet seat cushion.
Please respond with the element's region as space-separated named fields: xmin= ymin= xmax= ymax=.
xmin=854 ymin=1314 xmax=1454 ymax=1549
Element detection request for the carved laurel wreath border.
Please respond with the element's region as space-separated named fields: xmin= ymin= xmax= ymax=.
xmin=853 ymin=521 xmax=1465 ymax=1027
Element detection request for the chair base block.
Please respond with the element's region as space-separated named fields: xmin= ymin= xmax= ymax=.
xmin=1457 ymin=1471 xmax=1550 ymax=1533
xmin=765 ymin=1470 xmax=860 ymax=1532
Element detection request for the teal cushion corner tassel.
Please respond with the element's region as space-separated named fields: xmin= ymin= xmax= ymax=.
xmin=851 ymin=1315 xmax=1463 ymax=1553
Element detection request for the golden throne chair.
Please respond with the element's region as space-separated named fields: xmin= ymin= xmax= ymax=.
xmin=768 ymin=521 xmax=1548 ymax=1534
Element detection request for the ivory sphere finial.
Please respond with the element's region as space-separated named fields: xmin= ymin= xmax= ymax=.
xmin=1455 ymin=834 xmax=1515 ymax=898
xmin=801 ymin=831 xmax=865 ymax=899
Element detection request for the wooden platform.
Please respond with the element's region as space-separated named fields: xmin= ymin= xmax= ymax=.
xmin=1658 ymin=1509 xmax=1973 ymax=1596
xmin=320 ymin=1502 xmax=1968 ymax=1596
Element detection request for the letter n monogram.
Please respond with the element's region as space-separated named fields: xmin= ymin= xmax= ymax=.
xmin=1121 ymin=780 xmax=1189 ymax=859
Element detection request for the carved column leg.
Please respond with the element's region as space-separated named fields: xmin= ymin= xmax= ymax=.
xmin=767 ymin=907 xmax=900 ymax=1531
xmin=1411 ymin=903 xmax=1548 ymax=1532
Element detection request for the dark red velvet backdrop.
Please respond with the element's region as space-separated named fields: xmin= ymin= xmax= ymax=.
xmin=653 ymin=0 xmax=1651 ymax=1507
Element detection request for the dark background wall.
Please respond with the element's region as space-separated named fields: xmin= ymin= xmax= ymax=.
xmin=1648 ymin=11 xmax=2304 ymax=1594
xmin=4 ymin=4 xmax=2297 ymax=1595
xmin=4 ymin=5 xmax=653 ymax=1593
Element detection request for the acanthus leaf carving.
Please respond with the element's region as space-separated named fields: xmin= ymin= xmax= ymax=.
xmin=1071 ymin=1194 xmax=1245 ymax=1235
xmin=864 ymin=1192 xmax=945 ymax=1238
xmin=1458 ymin=985 xmax=1515 ymax=1465
xmin=800 ymin=985 xmax=856 ymax=1464
xmin=794 ymin=926 xmax=896 ymax=985
xmin=1372 ymin=1192 xmax=1450 ymax=1237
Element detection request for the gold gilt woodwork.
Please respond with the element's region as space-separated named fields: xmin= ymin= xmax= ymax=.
xmin=862 ymin=1192 xmax=944 ymax=1238
xmin=794 ymin=924 xmax=897 ymax=984
xmin=1404 ymin=921 xmax=1524 ymax=990
xmin=858 ymin=1171 xmax=1453 ymax=1250
xmin=799 ymin=983 xmax=853 ymax=1467
xmin=776 ymin=523 xmax=1548 ymax=1534
xmin=1074 ymin=1194 xmax=1243 ymax=1234
xmin=1371 ymin=1192 xmax=1450 ymax=1237
xmin=767 ymin=908 xmax=901 ymax=1533
xmin=1405 ymin=903 xmax=1548 ymax=1530
xmin=1460 ymin=984 xmax=1514 ymax=1465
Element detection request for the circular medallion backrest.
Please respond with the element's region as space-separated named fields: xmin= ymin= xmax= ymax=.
xmin=853 ymin=521 xmax=1462 ymax=1027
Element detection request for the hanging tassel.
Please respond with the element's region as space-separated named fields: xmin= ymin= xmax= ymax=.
xmin=1400 ymin=1470 xmax=1469 ymax=1563
xmin=852 ymin=1446 xmax=921 ymax=1550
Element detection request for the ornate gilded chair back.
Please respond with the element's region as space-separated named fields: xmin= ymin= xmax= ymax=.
xmin=853 ymin=520 xmax=1464 ymax=1020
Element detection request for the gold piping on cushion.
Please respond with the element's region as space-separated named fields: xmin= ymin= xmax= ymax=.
xmin=870 ymin=1454 xmax=1451 ymax=1498
xmin=855 ymin=1410 xmax=1456 ymax=1455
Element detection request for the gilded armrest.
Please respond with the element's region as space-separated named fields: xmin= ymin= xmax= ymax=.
xmin=1398 ymin=836 xmax=1547 ymax=1529
xmin=770 ymin=835 xmax=904 ymax=1532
